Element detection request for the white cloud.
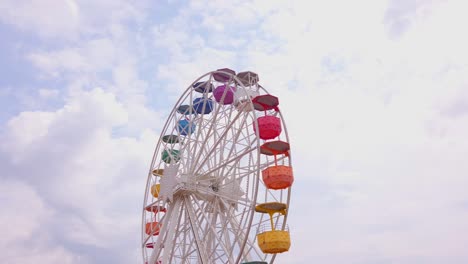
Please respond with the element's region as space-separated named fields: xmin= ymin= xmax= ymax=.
xmin=1 ymin=88 xmax=160 ymax=263
xmin=28 ymin=48 xmax=89 ymax=78
xmin=26 ymin=27 xmax=161 ymax=134
xmin=189 ymin=0 xmax=259 ymax=31
xmin=155 ymin=47 xmax=238 ymax=96
xmin=0 ymin=0 xmax=147 ymax=40
xmin=27 ymin=38 xmax=117 ymax=78
xmin=383 ymin=0 xmax=441 ymax=38
xmin=0 ymin=0 xmax=80 ymax=39
xmin=39 ymin=88 xmax=60 ymax=99
xmin=0 ymin=180 xmax=84 ymax=264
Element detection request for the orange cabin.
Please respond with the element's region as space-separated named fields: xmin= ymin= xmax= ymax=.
xmin=145 ymin=222 xmax=161 ymax=236
xmin=262 ymin=165 xmax=294 ymax=190
xmin=259 ymin=140 xmax=293 ymax=189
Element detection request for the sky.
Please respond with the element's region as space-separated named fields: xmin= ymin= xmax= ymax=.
xmin=1 ymin=0 xmax=468 ymax=263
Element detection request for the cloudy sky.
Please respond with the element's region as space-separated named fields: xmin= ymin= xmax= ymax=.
xmin=1 ymin=0 xmax=468 ymax=263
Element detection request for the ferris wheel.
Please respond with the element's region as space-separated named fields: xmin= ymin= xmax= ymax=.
xmin=142 ymin=69 xmax=295 ymax=264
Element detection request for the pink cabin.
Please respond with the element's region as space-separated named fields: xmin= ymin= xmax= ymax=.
xmin=252 ymin=94 xmax=282 ymax=140
xmin=254 ymin=116 xmax=282 ymax=140
xmin=214 ymin=85 xmax=236 ymax=105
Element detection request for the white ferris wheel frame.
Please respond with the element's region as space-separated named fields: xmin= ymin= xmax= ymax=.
xmin=142 ymin=70 xmax=292 ymax=264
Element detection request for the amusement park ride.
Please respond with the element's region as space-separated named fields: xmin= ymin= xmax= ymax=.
xmin=142 ymin=69 xmax=295 ymax=264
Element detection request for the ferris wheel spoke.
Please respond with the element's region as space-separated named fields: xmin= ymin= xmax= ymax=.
xmin=194 ymin=188 xmax=252 ymax=208
xmin=193 ymin=121 xmax=254 ymax=179
xmin=148 ymin=198 xmax=182 ymax=264
xmin=199 ymin=152 xmax=256 ymax=198
xmin=186 ymin=88 xmax=228 ymax=174
xmin=239 ymin=237 xmax=265 ymax=262
xmin=195 ymin=145 xmax=257 ymax=177
xmin=217 ymin=106 xmax=237 ymax=164
xmin=216 ymin=200 xmax=253 ymax=262
xmin=183 ymin=195 xmax=211 ymax=263
xmin=165 ymin=201 xmax=190 ymax=264
xmin=192 ymin=107 xmax=250 ymax=175
xmin=164 ymin=203 xmax=195 ymax=263
xmin=187 ymin=99 xmax=221 ymax=173
xmin=191 ymin=197 xmax=237 ymax=263
xmin=210 ymin=199 xmax=248 ymax=263
xmin=216 ymin=115 xmax=254 ymax=180
xmin=199 ymin=128 xmax=257 ymax=180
